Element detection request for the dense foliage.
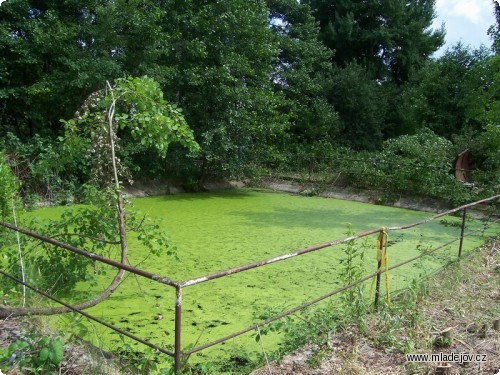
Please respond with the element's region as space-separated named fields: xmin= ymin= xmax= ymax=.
xmin=0 ymin=76 xmax=197 ymax=309
xmin=305 ymin=0 xmax=445 ymax=83
xmin=0 ymin=0 xmax=498 ymax=201
xmin=0 ymin=2 xmax=497 ymax=371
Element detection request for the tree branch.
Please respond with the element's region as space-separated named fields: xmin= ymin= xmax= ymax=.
xmin=0 ymin=83 xmax=130 ymax=318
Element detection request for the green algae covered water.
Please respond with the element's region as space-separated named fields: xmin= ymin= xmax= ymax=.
xmin=31 ymin=189 xmax=497 ymax=371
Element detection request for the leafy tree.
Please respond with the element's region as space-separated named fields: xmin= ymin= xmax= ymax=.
xmin=0 ymin=152 xmax=18 ymax=220
xmin=0 ymin=76 xmax=199 ymax=317
xmin=452 ymin=54 xmax=499 ymax=190
xmin=402 ymin=44 xmax=493 ymax=139
xmin=463 ymin=55 xmax=500 ymax=128
xmin=0 ymin=0 xmax=117 ymax=137
xmin=153 ymin=0 xmax=285 ymax=182
xmin=267 ymin=0 xmax=339 ymax=147
xmin=0 ymin=0 xmax=292 ymax=185
xmin=296 ymin=0 xmax=444 ymax=149
xmin=468 ymin=124 xmax=500 ymax=188
xmin=488 ymin=0 xmax=500 ymax=55
xmin=0 ymin=133 xmax=86 ymax=205
xmin=330 ymin=62 xmax=386 ymax=150
xmin=304 ymin=0 xmax=444 ymax=83
xmin=0 ymin=0 xmax=166 ymax=139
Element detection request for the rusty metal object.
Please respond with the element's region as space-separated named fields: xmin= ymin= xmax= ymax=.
xmin=458 ymin=208 xmax=467 ymax=257
xmin=0 ymin=220 xmax=179 ymax=288
xmin=174 ymin=286 xmax=183 ymax=373
xmin=0 ymin=270 xmax=175 ymax=357
xmin=0 ymin=194 xmax=498 ymax=373
xmin=453 ymin=149 xmax=472 ymax=183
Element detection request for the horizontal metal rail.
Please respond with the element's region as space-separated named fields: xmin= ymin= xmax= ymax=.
xmin=184 ymin=218 xmax=498 ymax=355
xmin=180 ymin=194 xmax=499 ymax=287
xmin=0 ymin=269 xmax=175 ymax=357
xmin=179 ymin=228 xmax=380 ymax=287
xmin=388 ymin=194 xmax=500 ymax=231
xmin=0 ymin=220 xmax=179 ymax=288
xmin=184 ymin=236 xmax=462 ymax=355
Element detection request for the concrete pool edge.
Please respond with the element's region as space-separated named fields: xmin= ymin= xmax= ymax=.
xmin=123 ymin=177 xmax=496 ymax=219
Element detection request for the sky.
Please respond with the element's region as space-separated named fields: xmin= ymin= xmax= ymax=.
xmin=432 ymin=0 xmax=498 ymax=55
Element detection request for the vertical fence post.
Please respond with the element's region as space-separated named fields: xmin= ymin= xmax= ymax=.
xmin=174 ymin=286 xmax=183 ymax=374
xmin=373 ymin=227 xmax=389 ymax=310
xmin=374 ymin=227 xmax=383 ymax=310
xmin=374 ymin=256 xmax=382 ymax=310
xmin=458 ymin=208 xmax=467 ymax=258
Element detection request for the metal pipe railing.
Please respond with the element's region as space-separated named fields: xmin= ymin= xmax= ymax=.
xmin=0 ymin=220 xmax=179 ymax=288
xmin=0 ymin=194 xmax=498 ymax=373
xmin=180 ymin=194 xmax=499 ymax=288
xmin=185 ymin=236 xmax=462 ymax=355
xmin=0 ymin=270 xmax=175 ymax=357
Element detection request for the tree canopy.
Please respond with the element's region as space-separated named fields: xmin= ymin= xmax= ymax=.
xmin=304 ymin=0 xmax=445 ymax=83
xmin=0 ymin=0 xmax=497 ymax=189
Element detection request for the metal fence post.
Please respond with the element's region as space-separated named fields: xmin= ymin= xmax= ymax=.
xmin=174 ymin=286 xmax=183 ymax=373
xmin=374 ymin=253 xmax=382 ymax=310
xmin=458 ymin=208 xmax=467 ymax=258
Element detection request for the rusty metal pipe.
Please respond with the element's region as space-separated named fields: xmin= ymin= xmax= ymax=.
xmin=174 ymin=286 xmax=183 ymax=374
xmin=0 ymin=270 xmax=175 ymax=357
xmin=0 ymin=220 xmax=179 ymax=288
xmin=188 ymin=221 xmax=499 ymax=355
xmin=458 ymin=208 xmax=467 ymax=257
xmin=180 ymin=195 xmax=499 ymax=288
xmin=180 ymin=228 xmax=381 ymax=288
xmin=184 ymin=236 xmax=461 ymax=356
xmin=388 ymin=194 xmax=499 ymax=231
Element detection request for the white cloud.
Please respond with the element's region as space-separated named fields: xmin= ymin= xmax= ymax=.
xmin=432 ymin=0 xmax=496 ymax=55
xmin=451 ymin=1 xmax=482 ymax=24
xmin=436 ymin=0 xmax=493 ymax=25
xmin=0 ymin=0 xmax=6 ymax=5
xmin=435 ymin=0 xmax=454 ymax=14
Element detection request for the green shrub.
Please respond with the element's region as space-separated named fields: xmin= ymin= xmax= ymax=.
xmin=0 ymin=151 xmax=18 ymax=219
xmin=1 ymin=133 xmax=88 ymax=206
xmin=378 ymin=129 xmax=453 ymax=196
xmin=0 ymin=330 xmax=64 ymax=374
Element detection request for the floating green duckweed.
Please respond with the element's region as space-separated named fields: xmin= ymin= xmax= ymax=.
xmin=32 ymin=189 xmax=496 ymax=371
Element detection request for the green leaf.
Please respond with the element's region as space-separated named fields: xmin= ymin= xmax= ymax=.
xmin=39 ymin=347 xmax=50 ymax=361
xmin=49 ymin=339 xmax=64 ymax=364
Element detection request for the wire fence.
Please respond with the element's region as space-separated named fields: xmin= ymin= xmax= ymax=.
xmin=0 ymin=194 xmax=499 ymax=373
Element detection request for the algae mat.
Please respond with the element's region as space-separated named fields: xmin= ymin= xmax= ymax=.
xmin=39 ymin=189 xmax=495 ymax=370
